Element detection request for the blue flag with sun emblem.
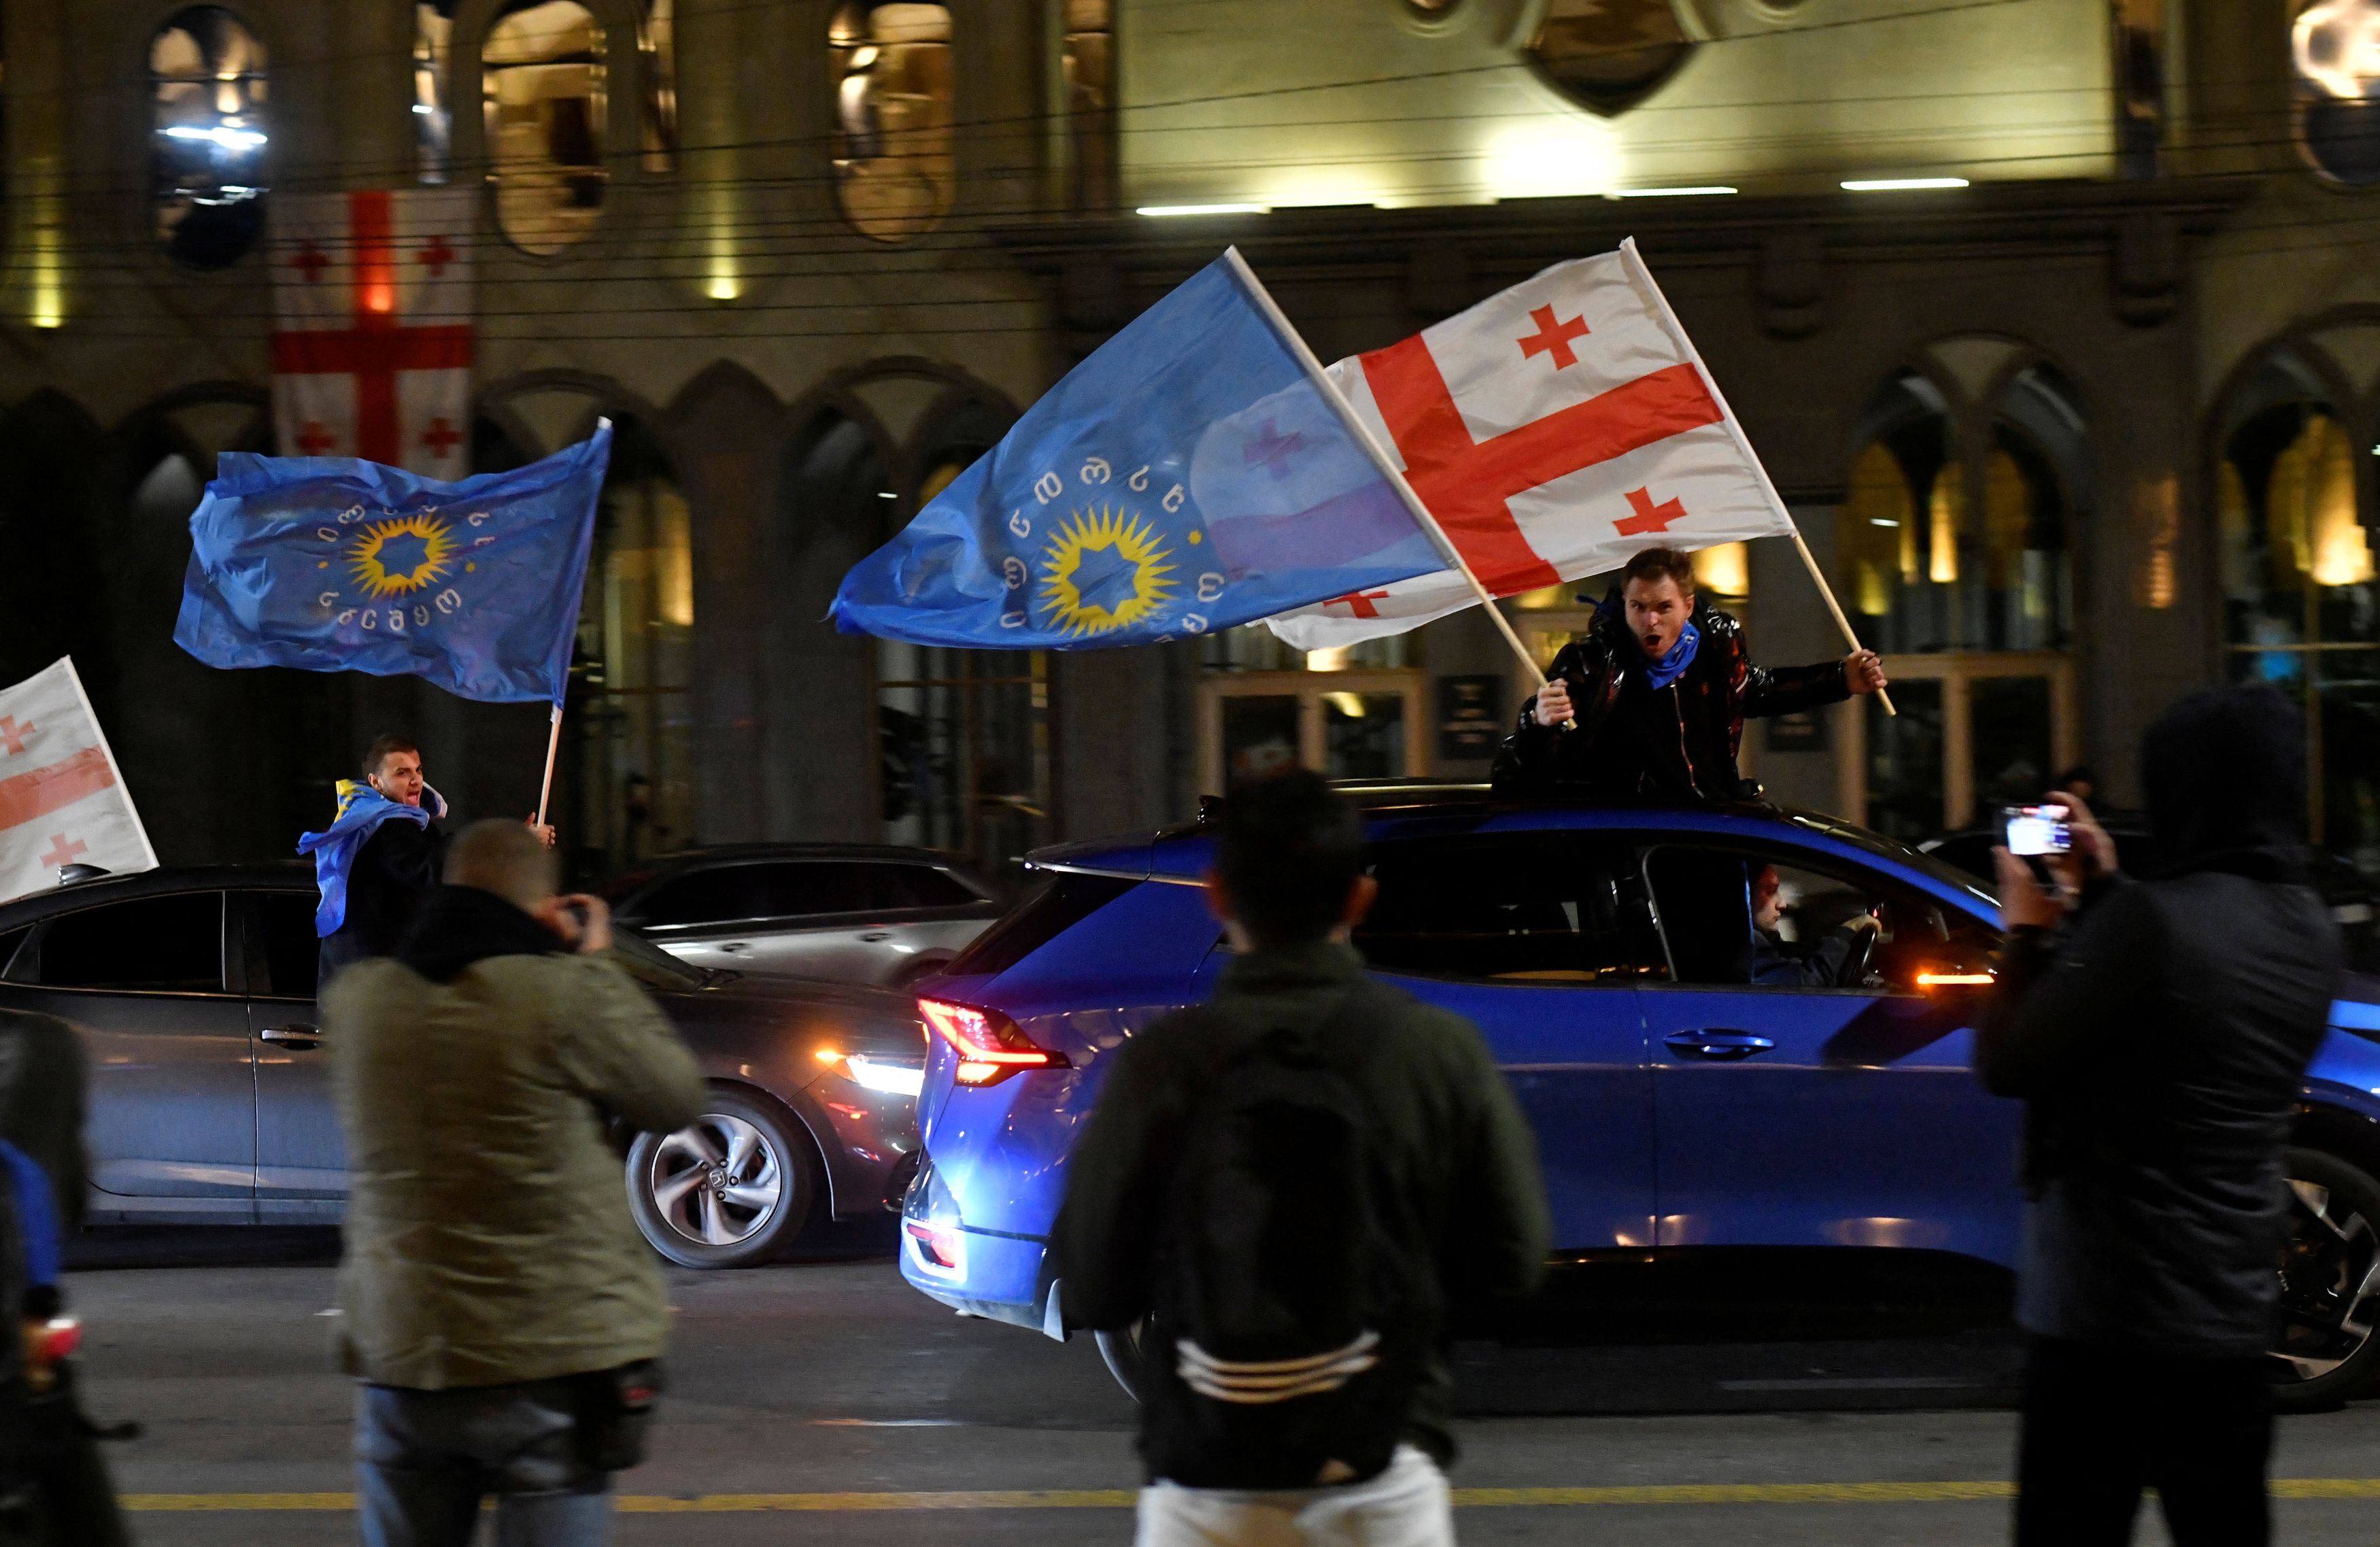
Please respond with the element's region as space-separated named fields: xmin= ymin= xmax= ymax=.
xmin=173 ymin=422 xmax=610 ymax=704
xmin=829 ymin=251 xmax=1443 ymax=649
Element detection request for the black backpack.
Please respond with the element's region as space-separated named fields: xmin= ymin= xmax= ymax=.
xmin=1140 ymin=983 xmax=1435 ymax=1490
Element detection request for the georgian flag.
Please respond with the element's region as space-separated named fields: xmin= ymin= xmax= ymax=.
xmin=270 ymin=188 xmax=475 ymax=476
xmin=1265 ymin=239 xmax=1797 ymax=650
xmin=0 ymin=659 xmax=156 ymax=904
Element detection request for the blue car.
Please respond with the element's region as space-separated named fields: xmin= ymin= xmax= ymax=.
xmin=899 ymin=783 xmax=2380 ymax=1408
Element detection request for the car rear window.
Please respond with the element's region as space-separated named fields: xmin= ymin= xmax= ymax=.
xmin=37 ymin=893 xmax=225 ymax=993
xmin=872 ymin=864 xmax=983 ymax=910
xmin=947 ymin=872 xmax=1137 ymax=979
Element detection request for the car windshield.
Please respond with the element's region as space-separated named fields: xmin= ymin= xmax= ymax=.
xmin=609 ymin=923 xmax=715 ymax=990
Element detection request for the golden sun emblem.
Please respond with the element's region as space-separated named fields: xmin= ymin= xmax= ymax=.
xmin=347 ymin=513 xmax=456 ymax=598
xmin=1037 ymin=505 xmax=1176 ymax=635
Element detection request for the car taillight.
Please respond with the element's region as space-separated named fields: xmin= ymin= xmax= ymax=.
xmin=904 ymin=1219 xmax=966 ymax=1278
xmin=918 ymin=998 xmax=1068 ymax=1087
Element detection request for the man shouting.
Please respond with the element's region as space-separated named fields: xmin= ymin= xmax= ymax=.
xmin=1492 ymin=547 xmax=1888 ymax=800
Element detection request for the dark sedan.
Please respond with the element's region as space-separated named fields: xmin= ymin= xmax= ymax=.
xmin=0 ymin=866 xmax=925 ymax=1269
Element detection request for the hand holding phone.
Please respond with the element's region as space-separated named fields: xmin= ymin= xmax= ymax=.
xmin=2003 ymin=804 xmax=2073 ymax=857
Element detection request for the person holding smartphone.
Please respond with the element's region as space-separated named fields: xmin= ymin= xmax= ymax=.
xmin=1977 ymin=685 xmax=2341 ymax=1546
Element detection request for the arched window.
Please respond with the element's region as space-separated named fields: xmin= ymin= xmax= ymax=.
xmin=573 ymin=415 xmax=693 ymax=870
xmin=637 ymin=0 xmax=678 ymax=173
xmin=829 ymin=3 xmax=955 ymax=242
xmin=1063 ymin=0 xmax=1114 ymax=212
xmin=2292 ymin=0 xmax=2380 ymax=185
xmin=1525 ymin=0 xmax=1692 ymax=118
xmin=1837 ymin=370 xmax=2073 ymax=655
xmin=151 ymin=7 xmax=267 ymax=269
xmin=416 ymin=3 xmax=454 ymax=183
xmin=484 ymin=1 xmax=607 ymax=254
xmin=2216 ymin=352 xmax=2379 ymax=866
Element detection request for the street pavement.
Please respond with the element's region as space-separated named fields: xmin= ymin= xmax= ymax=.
xmin=62 ymin=1223 xmax=2380 ymax=1544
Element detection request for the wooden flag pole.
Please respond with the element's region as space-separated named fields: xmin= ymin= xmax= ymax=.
xmin=1221 ymin=248 xmax=1568 ymax=721
xmin=1616 ymin=239 xmax=1894 ymax=717
xmin=534 ymin=702 xmax=563 ymax=830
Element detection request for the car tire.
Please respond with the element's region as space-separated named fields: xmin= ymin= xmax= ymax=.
xmin=626 ymin=1088 xmax=821 ymax=1270
xmin=2271 ymin=1146 xmax=2380 ymax=1412
xmin=1095 ymin=1316 xmax=1155 ymax=1403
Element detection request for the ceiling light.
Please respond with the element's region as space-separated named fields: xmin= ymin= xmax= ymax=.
xmin=1608 ymin=186 xmax=1737 ymax=199
xmin=1136 ymin=203 xmax=1266 ymax=218
xmin=1841 ymin=177 xmax=1969 ymax=192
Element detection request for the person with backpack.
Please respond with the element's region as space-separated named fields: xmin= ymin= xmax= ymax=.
xmin=1053 ymin=769 xmax=1550 ymax=1546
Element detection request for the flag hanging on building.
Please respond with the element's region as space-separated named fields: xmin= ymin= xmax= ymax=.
xmin=0 ymin=659 xmax=157 ymax=904
xmin=1265 ymin=238 xmax=1798 ymax=651
xmin=270 ymin=188 xmax=475 ymax=475
xmin=829 ymin=250 xmax=1444 ymax=649
xmin=173 ymin=423 xmax=610 ymax=705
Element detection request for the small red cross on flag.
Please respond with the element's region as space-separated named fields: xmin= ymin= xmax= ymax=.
xmin=1323 ymin=590 xmax=1393 ymax=618
xmin=0 ymin=717 xmax=32 ymax=756
xmin=1265 ymin=239 xmax=1799 ymax=651
xmin=271 ymin=188 xmax=475 ymax=474
xmin=39 ymin=834 xmax=84 ymax=870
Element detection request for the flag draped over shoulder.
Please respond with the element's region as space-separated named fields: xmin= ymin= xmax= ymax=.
xmin=296 ymin=777 xmax=447 ymax=938
xmin=0 ymin=658 xmax=156 ymax=904
xmin=830 ymin=251 xmax=1442 ymax=649
xmin=1265 ymin=239 xmax=1797 ymax=651
xmin=174 ymin=423 xmax=611 ymax=704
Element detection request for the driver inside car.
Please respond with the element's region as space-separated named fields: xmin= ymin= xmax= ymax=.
xmin=1748 ymin=863 xmax=1879 ymax=989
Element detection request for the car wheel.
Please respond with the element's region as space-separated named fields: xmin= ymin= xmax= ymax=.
xmin=626 ymin=1089 xmax=819 ymax=1269
xmin=2271 ymin=1146 xmax=2380 ymax=1411
xmin=1095 ymin=1315 xmax=1155 ymax=1403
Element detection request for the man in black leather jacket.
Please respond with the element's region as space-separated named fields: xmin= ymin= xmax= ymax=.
xmin=1491 ymin=547 xmax=1887 ymax=799
xmin=1978 ymin=685 xmax=2342 ymax=1546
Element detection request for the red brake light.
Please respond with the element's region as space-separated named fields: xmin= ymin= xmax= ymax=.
xmin=918 ymin=998 xmax=1068 ymax=1086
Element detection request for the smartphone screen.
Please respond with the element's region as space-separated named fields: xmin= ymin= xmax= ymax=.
xmin=2004 ymin=805 xmax=2072 ymax=857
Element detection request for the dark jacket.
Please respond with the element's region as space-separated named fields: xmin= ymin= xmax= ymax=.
xmin=326 ymin=885 xmax=706 ymax=1389
xmin=319 ymin=819 xmax=447 ymax=988
xmin=1053 ymin=940 xmax=1550 ymax=1472
xmin=1975 ymin=687 xmax=2342 ymax=1357
xmin=1491 ymin=595 xmax=1849 ymax=798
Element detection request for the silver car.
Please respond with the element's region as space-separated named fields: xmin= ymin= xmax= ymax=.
xmin=600 ymin=845 xmax=1005 ymax=988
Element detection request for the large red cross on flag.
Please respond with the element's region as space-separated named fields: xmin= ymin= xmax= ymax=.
xmin=0 ymin=658 xmax=156 ymax=904
xmin=1267 ymin=239 xmax=1797 ymax=650
xmin=270 ymin=188 xmax=475 ymax=475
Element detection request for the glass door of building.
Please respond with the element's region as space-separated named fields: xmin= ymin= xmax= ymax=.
xmin=1200 ymin=670 xmax=1427 ymax=791
xmin=1839 ymin=652 xmax=2077 ymax=843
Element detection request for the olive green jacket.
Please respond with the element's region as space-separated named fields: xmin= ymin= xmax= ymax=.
xmin=326 ymin=948 xmax=705 ymax=1390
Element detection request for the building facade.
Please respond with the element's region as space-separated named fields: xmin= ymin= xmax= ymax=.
xmin=0 ymin=0 xmax=2370 ymax=885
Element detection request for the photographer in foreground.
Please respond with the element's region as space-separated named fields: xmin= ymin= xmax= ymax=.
xmin=1978 ymin=685 xmax=2341 ymax=1546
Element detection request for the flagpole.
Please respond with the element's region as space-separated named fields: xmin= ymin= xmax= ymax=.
xmin=1220 ymin=248 xmax=1570 ymax=725
xmin=534 ymin=702 xmax=562 ymax=830
xmin=1617 ymin=239 xmax=1895 ymax=718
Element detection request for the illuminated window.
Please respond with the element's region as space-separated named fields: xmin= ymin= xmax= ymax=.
xmin=415 ymin=4 xmax=451 ymax=182
xmin=638 ymin=0 xmax=677 ymax=173
xmin=1063 ymin=0 xmax=1114 ymax=211
xmin=2294 ymin=0 xmax=2380 ymax=184
xmin=1525 ymin=0 xmax=1691 ymax=118
xmin=1837 ymin=370 xmax=2074 ymax=655
xmin=484 ymin=1 xmax=606 ymax=255
xmin=152 ymin=7 xmax=267 ymax=269
xmin=830 ymin=2 xmax=955 ymax=242
xmin=575 ymin=416 xmax=694 ymax=870
xmin=2216 ymin=352 xmax=2379 ymax=869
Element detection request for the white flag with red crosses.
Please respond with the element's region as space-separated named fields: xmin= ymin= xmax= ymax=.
xmin=1266 ymin=238 xmax=1797 ymax=650
xmin=270 ymin=188 xmax=475 ymax=476
xmin=0 ymin=659 xmax=156 ymax=905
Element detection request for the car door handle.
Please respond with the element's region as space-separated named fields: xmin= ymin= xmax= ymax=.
xmin=1664 ymin=1030 xmax=1775 ymax=1061
xmin=260 ymin=1025 xmax=321 ymax=1049
xmin=857 ymin=930 xmax=894 ymax=942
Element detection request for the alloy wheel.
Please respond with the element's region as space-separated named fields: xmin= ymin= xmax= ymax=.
xmin=2273 ymin=1173 xmax=2380 ymax=1383
xmin=646 ymin=1113 xmax=785 ymax=1247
